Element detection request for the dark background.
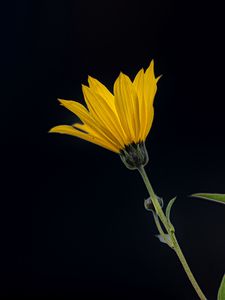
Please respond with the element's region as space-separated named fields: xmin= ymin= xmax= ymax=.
xmin=1 ymin=0 xmax=225 ymax=299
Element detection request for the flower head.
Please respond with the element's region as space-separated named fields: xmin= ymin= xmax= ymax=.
xmin=50 ymin=60 xmax=161 ymax=168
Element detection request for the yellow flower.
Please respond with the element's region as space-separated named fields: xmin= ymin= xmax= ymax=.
xmin=50 ymin=60 xmax=161 ymax=168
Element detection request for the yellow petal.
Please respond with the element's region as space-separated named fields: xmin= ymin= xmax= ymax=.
xmin=133 ymin=68 xmax=145 ymax=99
xmin=72 ymin=123 xmax=89 ymax=133
xmin=87 ymin=78 xmax=128 ymax=143
xmin=74 ymin=123 xmax=121 ymax=150
xmin=144 ymin=60 xmax=158 ymax=106
xmin=133 ymin=68 xmax=146 ymax=141
xmin=88 ymin=76 xmax=115 ymax=110
xmin=58 ymin=99 xmax=122 ymax=149
xmin=114 ymin=73 xmax=139 ymax=144
xmin=49 ymin=125 xmax=120 ymax=153
xmin=58 ymin=98 xmax=89 ymax=119
xmin=144 ymin=107 xmax=154 ymax=139
xmin=82 ymin=85 xmax=125 ymax=148
xmin=73 ymin=122 xmax=114 ymax=142
xmin=142 ymin=60 xmax=159 ymax=140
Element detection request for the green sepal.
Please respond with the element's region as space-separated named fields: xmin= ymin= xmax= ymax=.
xmin=217 ymin=274 xmax=225 ymax=300
xmin=165 ymin=197 xmax=176 ymax=232
xmin=191 ymin=193 xmax=225 ymax=205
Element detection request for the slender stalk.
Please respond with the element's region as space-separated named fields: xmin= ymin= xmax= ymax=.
xmin=138 ymin=165 xmax=207 ymax=300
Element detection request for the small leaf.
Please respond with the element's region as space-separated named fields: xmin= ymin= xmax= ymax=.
xmin=155 ymin=234 xmax=171 ymax=245
xmin=191 ymin=193 xmax=225 ymax=205
xmin=217 ymin=274 xmax=225 ymax=300
xmin=166 ymin=197 xmax=177 ymax=223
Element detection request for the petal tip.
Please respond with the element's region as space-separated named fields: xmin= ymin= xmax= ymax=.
xmin=48 ymin=126 xmax=58 ymax=133
xmin=57 ymin=98 xmax=67 ymax=106
xmin=81 ymin=83 xmax=88 ymax=90
xmin=148 ymin=59 xmax=154 ymax=70
xmin=87 ymin=75 xmax=93 ymax=85
xmin=156 ymin=74 xmax=163 ymax=83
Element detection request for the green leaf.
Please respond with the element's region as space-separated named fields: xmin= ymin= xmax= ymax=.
xmin=218 ymin=274 xmax=225 ymax=300
xmin=166 ymin=197 xmax=177 ymax=223
xmin=191 ymin=193 xmax=225 ymax=205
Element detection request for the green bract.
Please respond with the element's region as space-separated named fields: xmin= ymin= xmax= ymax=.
xmin=217 ymin=274 xmax=225 ymax=300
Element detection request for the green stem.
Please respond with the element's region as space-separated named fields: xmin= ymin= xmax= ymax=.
xmin=138 ymin=165 xmax=207 ymax=300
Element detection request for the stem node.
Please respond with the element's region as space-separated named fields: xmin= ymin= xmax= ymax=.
xmin=138 ymin=165 xmax=207 ymax=300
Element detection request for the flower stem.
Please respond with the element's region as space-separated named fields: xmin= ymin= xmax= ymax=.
xmin=138 ymin=165 xmax=207 ymax=300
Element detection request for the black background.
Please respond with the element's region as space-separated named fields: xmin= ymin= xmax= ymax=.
xmin=1 ymin=0 xmax=225 ymax=299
